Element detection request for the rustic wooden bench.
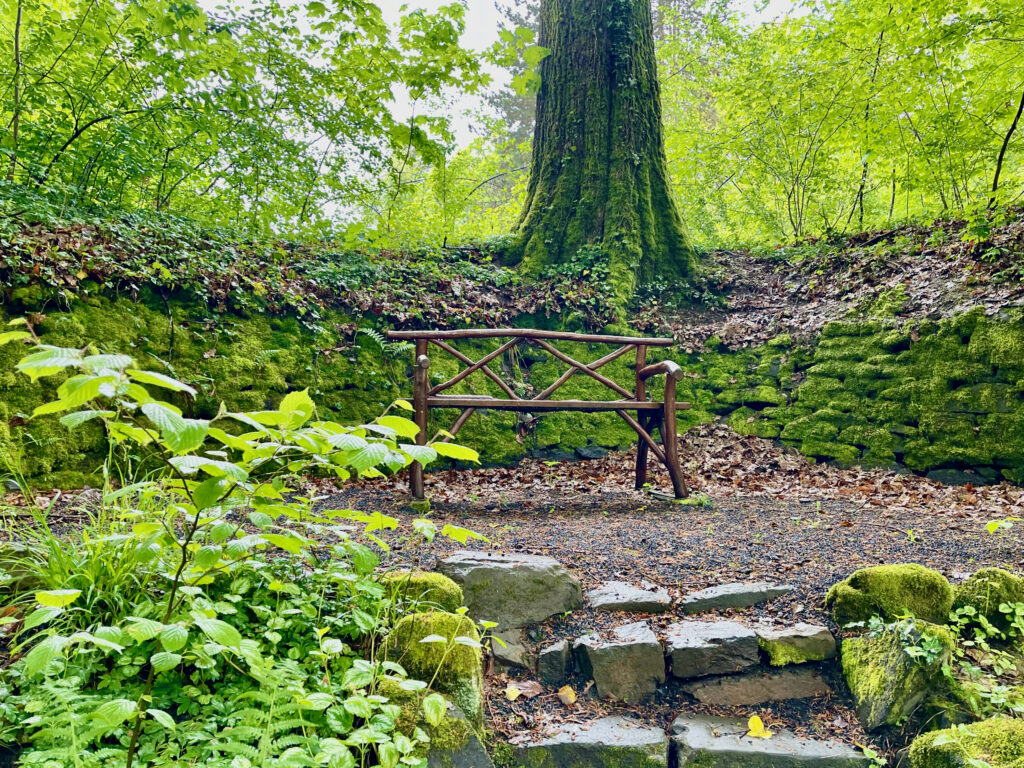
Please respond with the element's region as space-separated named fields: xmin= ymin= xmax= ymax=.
xmin=386 ymin=328 xmax=691 ymax=500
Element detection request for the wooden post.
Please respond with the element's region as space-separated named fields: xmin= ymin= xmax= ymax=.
xmin=411 ymin=340 xmax=429 ymax=500
xmin=635 ymin=345 xmax=647 ymax=401
xmin=662 ymin=372 xmax=687 ymax=499
xmin=634 ymin=345 xmax=649 ymax=490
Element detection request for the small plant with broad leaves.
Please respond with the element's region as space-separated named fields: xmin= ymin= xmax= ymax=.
xmin=0 ymin=320 xmax=488 ymax=768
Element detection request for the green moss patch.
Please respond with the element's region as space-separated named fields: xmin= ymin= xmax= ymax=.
xmin=826 ymin=564 xmax=954 ymax=627
xmin=953 ymin=568 xmax=1024 ymax=632
xmin=909 ymin=717 xmax=1024 ymax=768
xmin=382 ymin=570 xmax=464 ymax=613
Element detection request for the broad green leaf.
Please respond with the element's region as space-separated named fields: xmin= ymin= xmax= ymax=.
xmin=399 ymin=443 xmax=437 ymax=465
xmin=127 ymin=369 xmax=197 ymax=396
xmin=279 ymin=389 xmax=316 ymax=428
xmin=92 ymin=698 xmax=137 ymax=729
xmin=150 ymin=651 xmax=183 ymax=672
xmin=440 ymin=524 xmax=489 ymax=546
xmin=35 ymin=589 xmax=82 ymax=608
xmin=0 ymin=331 xmax=30 ymax=346
xmin=260 ymin=533 xmax=306 ymax=554
xmin=431 ymin=443 xmax=480 ymax=463
xmin=16 ymin=347 xmax=83 ymax=381
xmin=168 ymin=456 xmax=248 ymax=481
xmin=347 ymin=443 xmax=390 ymax=473
xmin=392 ymin=399 xmax=414 ymax=411
xmin=194 ymin=616 xmax=242 ymax=650
xmin=343 ymin=695 xmax=373 ymax=719
xmin=375 ymin=415 xmax=420 ymax=439
xmin=23 ymin=636 xmax=65 ymax=676
xmin=422 ymin=692 xmax=446 ymax=727
xmin=125 ymin=617 xmax=165 ymax=643
xmin=159 ymin=624 xmax=189 ymax=652
xmin=148 ymin=708 xmax=176 ymax=729
xmin=59 ymin=410 xmax=114 ymax=429
xmin=141 ymin=402 xmax=209 ymax=453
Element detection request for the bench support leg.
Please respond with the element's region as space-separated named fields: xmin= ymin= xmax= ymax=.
xmin=411 ymin=340 xmax=429 ymax=501
xmin=634 ymin=414 xmax=658 ymax=490
xmin=662 ymin=387 xmax=688 ymax=499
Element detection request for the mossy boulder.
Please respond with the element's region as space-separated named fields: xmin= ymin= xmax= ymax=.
xmin=825 ymin=564 xmax=954 ymax=627
xmin=909 ymin=717 xmax=1024 ymax=768
xmin=382 ymin=571 xmax=464 ymax=613
xmin=388 ymin=611 xmax=484 ymax=724
xmin=953 ymin=568 xmax=1024 ymax=632
xmin=841 ymin=620 xmax=956 ymax=731
xmin=378 ymin=680 xmax=492 ymax=768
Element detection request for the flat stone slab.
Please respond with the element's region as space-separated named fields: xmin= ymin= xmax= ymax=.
xmin=665 ymin=621 xmax=759 ymax=680
xmin=587 ymin=581 xmax=672 ymax=613
xmin=680 ymin=582 xmax=793 ymax=614
xmin=672 ymin=715 xmax=867 ymax=767
xmin=538 ymin=639 xmax=571 ymax=685
xmin=756 ymin=623 xmax=836 ymax=666
xmin=575 ymin=621 xmax=666 ymax=702
xmin=492 ymin=629 xmax=531 ymax=671
xmin=436 ymin=551 xmax=582 ymax=628
xmin=512 ymin=716 xmax=669 ymax=768
xmin=681 ymin=668 xmax=832 ymax=707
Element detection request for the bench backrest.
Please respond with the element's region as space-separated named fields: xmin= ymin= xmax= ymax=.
xmin=386 ymin=328 xmax=674 ymax=403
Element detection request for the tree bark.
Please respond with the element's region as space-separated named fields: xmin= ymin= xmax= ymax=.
xmin=7 ymin=0 xmax=23 ymax=182
xmin=512 ymin=0 xmax=696 ymax=298
xmin=989 ymin=84 xmax=1024 ymax=210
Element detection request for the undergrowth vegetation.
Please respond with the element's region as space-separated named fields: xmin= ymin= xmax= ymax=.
xmin=0 ymin=324 xmax=490 ymax=767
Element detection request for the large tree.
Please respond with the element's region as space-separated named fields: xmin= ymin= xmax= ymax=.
xmin=511 ymin=0 xmax=696 ymax=297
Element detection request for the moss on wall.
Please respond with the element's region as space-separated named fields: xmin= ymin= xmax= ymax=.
xmin=3 ymin=292 xmax=1024 ymax=488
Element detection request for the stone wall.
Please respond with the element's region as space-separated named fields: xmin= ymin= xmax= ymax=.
xmin=2 ymin=290 xmax=1022 ymax=487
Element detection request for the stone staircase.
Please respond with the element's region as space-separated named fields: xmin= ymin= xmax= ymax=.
xmin=435 ymin=550 xmax=869 ymax=768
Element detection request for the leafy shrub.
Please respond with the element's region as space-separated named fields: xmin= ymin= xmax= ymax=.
xmin=0 ymin=323 xmax=489 ymax=767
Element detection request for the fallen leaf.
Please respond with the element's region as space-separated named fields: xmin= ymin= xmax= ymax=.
xmin=504 ymin=686 xmax=521 ymax=702
xmin=557 ymin=685 xmax=576 ymax=705
xmin=746 ymin=715 xmax=772 ymax=739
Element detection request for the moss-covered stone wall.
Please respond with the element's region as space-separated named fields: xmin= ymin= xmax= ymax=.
xmin=3 ymin=291 xmax=1023 ymax=488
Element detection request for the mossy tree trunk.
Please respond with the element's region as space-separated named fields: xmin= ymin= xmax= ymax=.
xmin=513 ymin=0 xmax=696 ymax=298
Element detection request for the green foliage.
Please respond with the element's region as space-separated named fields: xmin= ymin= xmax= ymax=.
xmin=659 ymin=0 xmax=1024 ymax=247
xmin=0 ymin=326 xmax=485 ymax=766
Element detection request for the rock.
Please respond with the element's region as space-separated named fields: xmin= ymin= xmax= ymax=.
xmin=575 ymin=445 xmax=608 ymax=459
xmin=436 ymin=551 xmax=582 ymax=628
xmin=388 ymin=611 xmax=484 ymax=724
xmin=492 ymin=629 xmax=531 ymax=671
xmin=841 ymin=620 xmax=955 ymax=731
xmin=825 ymin=564 xmax=953 ymax=627
xmin=428 ymin=701 xmax=494 ymax=768
xmin=926 ymin=468 xmax=995 ymax=486
xmin=681 ymin=668 xmax=832 ymax=707
xmin=380 ymin=570 xmax=464 ymax=613
xmin=510 ymin=716 xmax=669 ymax=768
xmin=538 ymin=640 xmax=571 ymax=685
xmin=671 ymin=715 xmax=868 ymax=767
xmin=908 ymin=717 xmax=1024 ymax=768
xmin=756 ymin=623 xmax=837 ymax=666
xmin=574 ymin=621 xmax=666 ymax=702
xmin=679 ymin=582 xmax=793 ymax=614
xmin=953 ymin=567 xmax=1024 ymax=632
xmin=587 ymin=581 xmax=672 ymax=613
xmin=665 ymin=621 xmax=759 ymax=680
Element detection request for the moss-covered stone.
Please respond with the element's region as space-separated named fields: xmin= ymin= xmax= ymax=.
xmin=953 ymin=568 xmax=1024 ymax=632
xmin=382 ymin=571 xmax=465 ymax=613
xmin=388 ymin=611 xmax=484 ymax=724
xmin=825 ymin=564 xmax=954 ymax=626
xmin=841 ymin=620 xmax=956 ymax=731
xmin=909 ymin=717 xmax=1024 ymax=768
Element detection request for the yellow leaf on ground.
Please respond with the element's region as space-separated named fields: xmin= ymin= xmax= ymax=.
xmin=746 ymin=715 xmax=772 ymax=739
xmin=504 ymin=686 xmax=522 ymax=701
xmin=557 ymin=685 xmax=576 ymax=705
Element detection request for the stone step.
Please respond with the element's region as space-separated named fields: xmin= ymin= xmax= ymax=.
xmin=672 ymin=715 xmax=868 ymax=767
xmin=665 ymin=620 xmax=760 ymax=679
xmin=756 ymin=623 xmax=836 ymax=667
xmin=574 ymin=621 xmax=665 ymax=702
xmin=679 ymin=582 xmax=793 ymax=614
xmin=510 ymin=716 xmax=669 ymax=768
xmin=681 ymin=668 xmax=832 ymax=707
xmin=436 ymin=550 xmax=582 ymax=628
xmin=587 ymin=580 xmax=672 ymax=613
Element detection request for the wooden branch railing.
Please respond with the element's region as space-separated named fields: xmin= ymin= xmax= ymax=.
xmin=387 ymin=328 xmax=691 ymax=500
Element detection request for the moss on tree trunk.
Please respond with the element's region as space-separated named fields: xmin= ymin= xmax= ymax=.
xmin=513 ymin=0 xmax=696 ymax=299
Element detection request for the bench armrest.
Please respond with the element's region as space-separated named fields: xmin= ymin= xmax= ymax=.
xmin=637 ymin=360 xmax=684 ymax=382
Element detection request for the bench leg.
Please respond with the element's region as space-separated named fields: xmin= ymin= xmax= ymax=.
xmin=412 ymin=340 xmax=429 ymax=501
xmin=634 ymin=413 xmax=656 ymax=490
xmin=662 ymin=390 xmax=688 ymax=499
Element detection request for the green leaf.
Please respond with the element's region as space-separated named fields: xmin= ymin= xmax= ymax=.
xmin=23 ymin=636 xmax=65 ymax=677
xmin=348 ymin=443 xmax=390 ymax=473
xmin=148 ymin=708 xmax=176 ymax=729
xmin=92 ymin=698 xmax=137 ymax=729
xmin=194 ymin=616 xmax=242 ymax=649
xmin=16 ymin=347 xmax=83 ymax=381
xmin=141 ymin=403 xmax=209 ymax=453
xmin=399 ymin=443 xmax=437 ymax=466
xmin=125 ymin=617 xmax=165 ymax=643
xmin=440 ymin=524 xmax=489 ymax=546
xmin=279 ymin=389 xmax=316 ymax=428
xmin=22 ymin=605 xmax=64 ymax=630
xmin=35 ymin=589 xmax=81 ymax=608
xmin=0 ymin=331 xmax=30 ymax=346
xmin=168 ymin=456 xmax=248 ymax=481
xmin=59 ymin=410 xmax=114 ymax=429
xmin=260 ymin=533 xmax=306 ymax=554
xmin=81 ymin=354 xmax=133 ymax=372
xmin=392 ymin=399 xmax=414 ymax=411
xmin=127 ymin=369 xmax=197 ymax=396
xmin=150 ymin=651 xmax=183 ymax=672
xmin=343 ymin=695 xmax=374 ymax=719
xmin=418 ymin=634 xmax=448 ymax=644
xmin=431 ymin=443 xmax=480 ymax=463
xmin=193 ymin=476 xmax=232 ymax=510
xmin=422 ymin=692 xmax=446 ymax=727
xmin=375 ymin=415 xmax=420 ymax=439
xmin=159 ymin=624 xmax=189 ymax=652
